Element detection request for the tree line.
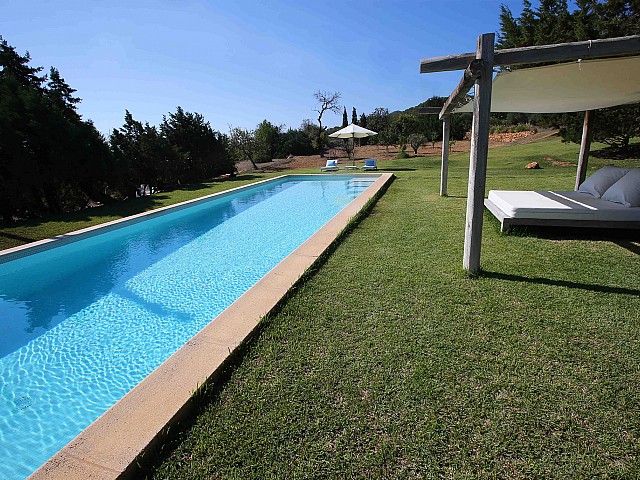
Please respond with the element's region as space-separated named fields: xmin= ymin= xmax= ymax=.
xmin=0 ymin=37 xmax=440 ymax=223
xmin=496 ymin=0 xmax=640 ymax=151
xmin=0 ymin=38 xmax=322 ymax=223
xmin=1 ymin=0 xmax=638 ymax=222
xmin=0 ymin=36 xmax=235 ymax=222
xmin=0 ymin=36 xmax=467 ymax=225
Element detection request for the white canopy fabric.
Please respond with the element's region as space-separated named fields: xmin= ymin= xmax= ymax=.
xmin=329 ymin=123 xmax=378 ymax=138
xmin=455 ymin=55 xmax=640 ymax=113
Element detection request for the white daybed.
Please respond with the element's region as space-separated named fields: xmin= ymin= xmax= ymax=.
xmin=485 ymin=190 xmax=640 ymax=231
xmin=486 ymin=165 xmax=640 ymax=231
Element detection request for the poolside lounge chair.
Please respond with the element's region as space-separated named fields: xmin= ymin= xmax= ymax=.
xmin=321 ymin=160 xmax=339 ymax=172
xmin=362 ymin=158 xmax=377 ymax=171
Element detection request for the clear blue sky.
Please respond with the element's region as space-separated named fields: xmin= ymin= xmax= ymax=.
xmin=2 ymin=0 xmax=528 ymax=136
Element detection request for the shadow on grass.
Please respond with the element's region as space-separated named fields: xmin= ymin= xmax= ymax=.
xmin=482 ymin=271 xmax=640 ymax=297
xmin=382 ymin=168 xmax=418 ymax=172
xmin=0 ymin=231 xmax=36 ymax=243
xmin=1 ymin=175 xmax=265 ymax=231
xmin=13 ymin=195 xmax=172 ymax=227
xmin=590 ymin=143 xmax=640 ymax=160
xmin=504 ymin=225 xmax=640 ymax=241
xmin=498 ymin=224 xmax=640 ymax=256
xmin=613 ymin=240 xmax=640 ymax=256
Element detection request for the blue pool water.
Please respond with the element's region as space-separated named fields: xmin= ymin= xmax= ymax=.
xmin=0 ymin=175 xmax=377 ymax=479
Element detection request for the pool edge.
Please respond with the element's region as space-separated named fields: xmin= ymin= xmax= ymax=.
xmin=27 ymin=172 xmax=394 ymax=480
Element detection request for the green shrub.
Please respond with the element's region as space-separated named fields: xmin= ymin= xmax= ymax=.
xmin=490 ymin=124 xmax=537 ymax=134
xmin=513 ymin=123 xmax=534 ymax=132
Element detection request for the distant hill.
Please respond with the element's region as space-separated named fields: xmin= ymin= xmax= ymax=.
xmin=395 ymin=96 xmax=448 ymax=116
xmin=366 ymin=97 xmax=451 ymax=119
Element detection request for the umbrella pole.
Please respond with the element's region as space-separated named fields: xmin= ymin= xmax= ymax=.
xmin=352 ymin=134 xmax=355 ymax=166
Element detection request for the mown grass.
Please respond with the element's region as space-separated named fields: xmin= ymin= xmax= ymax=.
xmin=0 ymin=173 xmax=282 ymax=251
xmin=4 ymin=137 xmax=640 ymax=478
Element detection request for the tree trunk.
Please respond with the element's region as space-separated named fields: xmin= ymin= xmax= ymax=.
xmin=81 ymin=182 xmax=117 ymax=205
xmin=42 ymin=183 xmax=62 ymax=214
xmin=318 ymin=118 xmax=324 ymax=158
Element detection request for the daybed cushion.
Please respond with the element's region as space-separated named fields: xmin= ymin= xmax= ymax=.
xmin=578 ymin=164 xmax=629 ymax=198
xmin=601 ymin=168 xmax=640 ymax=207
xmin=487 ymin=190 xmax=640 ymax=221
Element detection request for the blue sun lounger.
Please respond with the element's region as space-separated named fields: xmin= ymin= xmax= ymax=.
xmin=362 ymin=158 xmax=377 ymax=171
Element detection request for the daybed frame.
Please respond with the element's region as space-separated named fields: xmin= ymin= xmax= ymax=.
xmin=484 ymin=197 xmax=640 ymax=232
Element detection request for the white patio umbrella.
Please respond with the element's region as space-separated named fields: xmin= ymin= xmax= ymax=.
xmin=329 ymin=123 xmax=378 ymax=139
xmin=329 ymin=123 xmax=377 ymax=165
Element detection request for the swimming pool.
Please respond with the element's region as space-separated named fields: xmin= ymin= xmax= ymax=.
xmin=0 ymin=174 xmax=380 ymax=479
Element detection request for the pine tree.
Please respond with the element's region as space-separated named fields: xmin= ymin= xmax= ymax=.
xmin=0 ymin=35 xmax=45 ymax=88
xmin=342 ymin=107 xmax=348 ymax=128
xmin=162 ymin=107 xmax=232 ymax=181
xmin=536 ymin=0 xmax=573 ymax=45
xmin=0 ymin=36 xmax=115 ymax=219
xmin=45 ymin=67 xmax=81 ymax=121
xmin=359 ymin=113 xmax=367 ymax=129
xmin=255 ymin=119 xmax=282 ymax=162
xmin=352 ymin=107 xmax=358 ymax=125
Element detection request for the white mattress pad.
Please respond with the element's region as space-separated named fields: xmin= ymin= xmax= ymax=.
xmin=488 ymin=190 xmax=640 ymax=221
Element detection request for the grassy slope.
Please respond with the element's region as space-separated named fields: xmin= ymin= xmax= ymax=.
xmin=3 ymin=138 xmax=640 ymax=478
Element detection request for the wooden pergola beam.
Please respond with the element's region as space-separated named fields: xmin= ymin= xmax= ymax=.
xmin=438 ymin=59 xmax=482 ymax=119
xmin=420 ymin=35 xmax=640 ymax=73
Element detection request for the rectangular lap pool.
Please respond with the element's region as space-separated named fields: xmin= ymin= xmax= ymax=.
xmin=0 ymin=174 xmax=382 ymax=479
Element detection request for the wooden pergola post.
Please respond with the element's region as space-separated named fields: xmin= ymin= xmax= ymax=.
xmin=575 ymin=110 xmax=594 ymax=190
xmin=440 ymin=115 xmax=451 ymax=196
xmin=463 ymin=33 xmax=495 ymax=273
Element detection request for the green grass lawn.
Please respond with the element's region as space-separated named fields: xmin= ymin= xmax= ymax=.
xmin=3 ymin=137 xmax=640 ymax=478
xmin=0 ymin=172 xmax=283 ymax=251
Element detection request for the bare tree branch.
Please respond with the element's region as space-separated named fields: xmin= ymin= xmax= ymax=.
xmin=312 ymin=91 xmax=341 ymax=155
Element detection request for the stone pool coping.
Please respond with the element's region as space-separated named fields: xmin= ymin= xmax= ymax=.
xmin=26 ymin=172 xmax=394 ymax=479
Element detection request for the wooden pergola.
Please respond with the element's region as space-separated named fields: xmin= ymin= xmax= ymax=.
xmin=419 ymin=34 xmax=640 ymax=274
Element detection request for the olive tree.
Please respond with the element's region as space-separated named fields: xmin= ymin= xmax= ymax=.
xmin=313 ymin=91 xmax=341 ymax=154
xmin=229 ymin=127 xmax=258 ymax=169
